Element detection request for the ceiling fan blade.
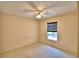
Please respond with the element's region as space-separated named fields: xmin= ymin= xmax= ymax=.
xmin=41 ymin=12 xmax=52 ymax=17
xmin=23 ymin=9 xmax=35 ymax=12
xmin=41 ymin=2 xmax=58 ymax=11
xmin=41 ymin=4 xmax=54 ymax=11
xmin=27 ymin=2 xmax=38 ymax=11
xmin=16 ymin=8 xmax=35 ymax=13
xmin=40 ymin=11 xmax=46 ymax=15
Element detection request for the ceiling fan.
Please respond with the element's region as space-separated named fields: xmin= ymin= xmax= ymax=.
xmin=17 ymin=2 xmax=56 ymax=19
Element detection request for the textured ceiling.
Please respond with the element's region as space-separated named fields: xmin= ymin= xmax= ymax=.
xmin=0 ymin=1 xmax=77 ymax=19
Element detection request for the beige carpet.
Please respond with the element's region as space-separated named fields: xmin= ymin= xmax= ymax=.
xmin=0 ymin=42 xmax=75 ymax=58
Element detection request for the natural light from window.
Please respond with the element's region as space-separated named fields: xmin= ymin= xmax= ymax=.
xmin=47 ymin=22 xmax=57 ymax=41
xmin=48 ymin=32 xmax=57 ymax=41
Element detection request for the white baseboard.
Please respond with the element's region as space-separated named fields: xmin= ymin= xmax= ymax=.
xmin=0 ymin=41 xmax=38 ymax=53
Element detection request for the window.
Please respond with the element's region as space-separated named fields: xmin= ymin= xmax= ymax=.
xmin=47 ymin=22 xmax=58 ymax=41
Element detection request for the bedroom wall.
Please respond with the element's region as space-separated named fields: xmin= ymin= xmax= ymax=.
xmin=77 ymin=2 xmax=79 ymax=58
xmin=0 ymin=12 xmax=39 ymax=52
xmin=39 ymin=11 xmax=78 ymax=56
xmin=0 ymin=16 xmax=1 ymax=48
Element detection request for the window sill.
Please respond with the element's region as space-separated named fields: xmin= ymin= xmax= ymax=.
xmin=48 ymin=39 xmax=58 ymax=42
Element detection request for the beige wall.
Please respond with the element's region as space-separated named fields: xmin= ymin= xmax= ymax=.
xmin=0 ymin=15 xmax=1 ymax=49
xmin=40 ymin=12 xmax=78 ymax=56
xmin=0 ymin=12 xmax=39 ymax=52
xmin=77 ymin=2 xmax=79 ymax=58
xmin=0 ymin=8 xmax=78 ymax=57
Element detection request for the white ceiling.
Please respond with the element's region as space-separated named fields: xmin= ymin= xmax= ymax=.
xmin=0 ymin=1 xmax=77 ymax=19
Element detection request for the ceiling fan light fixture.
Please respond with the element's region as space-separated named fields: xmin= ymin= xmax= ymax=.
xmin=36 ymin=14 xmax=41 ymax=19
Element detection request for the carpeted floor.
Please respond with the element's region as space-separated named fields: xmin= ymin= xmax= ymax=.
xmin=0 ymin=42 xmax=76 ymax=58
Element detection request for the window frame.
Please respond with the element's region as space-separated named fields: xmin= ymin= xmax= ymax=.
xmin=47 ymin=22 xmax=58 ymax=42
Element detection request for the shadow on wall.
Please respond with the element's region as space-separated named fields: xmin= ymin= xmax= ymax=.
xmin=77 ymin=1 xmax=79 ymax=58
xmin=0 ymin=15 xmax=1 ymax=52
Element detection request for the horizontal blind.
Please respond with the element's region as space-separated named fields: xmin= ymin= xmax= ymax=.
xmin=47 ymin=22 xmax=57 ymax=32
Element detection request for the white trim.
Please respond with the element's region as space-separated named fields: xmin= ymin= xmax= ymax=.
xmin=0 ymin=41 xmax=37 ymax=53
